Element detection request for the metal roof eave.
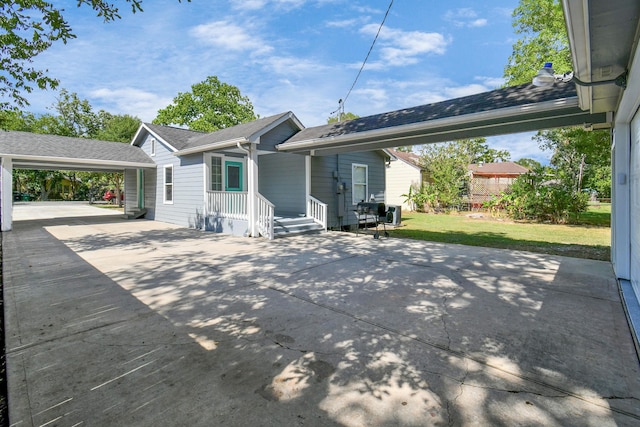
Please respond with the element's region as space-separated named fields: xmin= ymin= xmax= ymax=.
xmin=6 ymin=154 xmax=156 ymax=170
xmin=276 ymin=97 xmax=609 ymax=155
xmin=173 ymin=137 xmax=250 ymax=156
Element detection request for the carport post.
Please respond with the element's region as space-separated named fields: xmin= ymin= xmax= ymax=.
xmin=1 ymin=157 xmax=13 ymax=231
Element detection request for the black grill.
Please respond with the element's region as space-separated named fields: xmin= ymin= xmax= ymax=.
xmin=355 ymin=202 xmax=386 ymax=217
xmin=354 ymin=202 xmax=389 ymax=239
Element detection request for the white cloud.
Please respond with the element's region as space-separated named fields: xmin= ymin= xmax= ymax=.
xmin=229 ymin=0 xmax=268 ymax=10
xmin=258 ymin=55 xmax=333 ymax=76
xmin=89 ymin=87 xmax=172 ymax=122
xmin=444 ymin=83 xmax=491 ymax=99
xmin=474 ymin=76 xmax=506 ymax=89
xmin=487 ymin=133 xmax=550 ymax=164
xmin=326 ymin=18 xmax=366 ymax=28
xmin=229 ymin=0 xmax=314 ymax=11
xmin=189 ymin=21 xmax=273 ymax=55
xmin=444 ymin=8 xmax=488 ymax=28
xmin=359 ymin=24 xmax=449 ymax=66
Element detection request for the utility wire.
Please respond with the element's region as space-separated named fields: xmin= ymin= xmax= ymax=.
xmin=331 ymin=0 xmax=394 ymax=117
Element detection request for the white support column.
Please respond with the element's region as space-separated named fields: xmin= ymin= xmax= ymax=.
xmin=612 ymin=125 xmax=631 ymax=280
xmin=248 ymin=143 xmax=259 ymax=237
xmin=305 ymin=155 xmax=311 ymax=216
xmin=1 ymin=157 xmax=13 ymax=232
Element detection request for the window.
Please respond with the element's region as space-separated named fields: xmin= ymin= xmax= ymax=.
xmin=352 ymin=163 xmax=368 ymax=204
xmin=163 ymin=165 xmax=173 ymax=204
xmin=210 ymin=156 xmax=222 ymax=191
xmin=150 ymin=138 xmax=156 ymax=156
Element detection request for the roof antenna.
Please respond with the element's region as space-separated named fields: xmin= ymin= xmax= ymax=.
xmin=338 ymin=99 xmax=344 ymax=122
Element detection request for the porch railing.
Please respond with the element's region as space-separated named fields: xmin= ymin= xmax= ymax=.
xmin=307 ymin=195 xmax=327 ymax=231
xmin=256 ymin=193 xmax=275 ymax=240
xmin=207 ymin=191 xmax=248 ymax=220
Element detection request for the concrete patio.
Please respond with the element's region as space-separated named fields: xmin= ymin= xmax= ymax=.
xmin=4 ymin=203 xmax=640 ymax=426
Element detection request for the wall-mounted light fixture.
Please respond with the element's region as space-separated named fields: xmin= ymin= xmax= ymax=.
xmin=533 ymin=62 xmax=627 ymax=89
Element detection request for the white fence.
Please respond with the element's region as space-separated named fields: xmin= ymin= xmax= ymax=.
xmin=307 ymin=195 xmax=327 ymax=231
xmin=256 ymin=193 xmax=275 ymax=240
xmin=207 ymin=191 xmax=275 ymax=239
xmin=207 ymin=191 xmax=248 ymax=220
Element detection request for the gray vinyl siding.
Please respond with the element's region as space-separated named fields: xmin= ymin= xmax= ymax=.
xmin=124 ymin=169 xmax=136 ymax=212
xmin=258 ymin=153 xmax=306 ymax=215
xmin=139 ymin=133 xmax=205 ymax=228
xmin=123 ymin=168 xmax=157 ymax=219
xmin=311 ymin=151 xmax=386 ymax=229
xmin=258 ymin=122 xmax=300 ymax=152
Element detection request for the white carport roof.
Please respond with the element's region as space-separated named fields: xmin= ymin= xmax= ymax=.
xmin=0 ymin=131 xmax=155 ymax=171
xmin=277 ymin=82 xmax=610 ymax=156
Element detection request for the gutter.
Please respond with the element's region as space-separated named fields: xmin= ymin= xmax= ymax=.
xmin=173 ymin=137 xmax=249 ymax=156
xmin=2 ymin=154 xmax=156 ymax=169
xmin=276 ymin=97 xmax=582 ymax=152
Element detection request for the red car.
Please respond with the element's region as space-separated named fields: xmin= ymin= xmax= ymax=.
xmin=102 ymin=190 xmax=123 ymax=202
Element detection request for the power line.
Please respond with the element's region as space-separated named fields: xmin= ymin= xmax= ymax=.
xmin=331 ymin=0 xmax=395 ymax=118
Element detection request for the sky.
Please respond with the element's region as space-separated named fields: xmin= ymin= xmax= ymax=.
xmin=25 ymin=0 xmax=548 ymax=163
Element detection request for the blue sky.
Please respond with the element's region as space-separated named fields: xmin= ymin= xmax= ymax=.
xmin=27 ymin=0 xmax=547 ymax=162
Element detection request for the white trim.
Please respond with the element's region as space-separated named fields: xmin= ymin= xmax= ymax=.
xmin=2 ymin=154 xmax=155 ymax=170
xmin=203 ymin=153 xmax=225 ymax=192
xmin=611 ymin=41 xmax=640 ymax=281
xmin=132 ymin=123 xmax=180 ymax=152
xmin=174 ymin=138 xmax=248 ymax=156
xmin=562 ymin=0 xmax=592 ymax=111
xmin=276 ymin=97 xmax=581 ymax=152
xmin=352 ymin=163 xmax=368 ymax=205
xmin=1 ymin=157 xmax=13 ymax=232
xmin=150 ymin=138 xmax=156 ymax=157
xmin=163 ymin=164 xmax=174 ymax=204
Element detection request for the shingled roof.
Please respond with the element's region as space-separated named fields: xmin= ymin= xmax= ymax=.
xmin=468 ymin=161 xmax=529 ymax=175
xmin=134 ymin=112 xmax=301 ymax=154
xmin=0 ymin=130 xmax=155 ymax=171
xmin=277 ymin=82 xmax=610 ymax=155
xmin=386 ymin=148 xmax=422 ymax=168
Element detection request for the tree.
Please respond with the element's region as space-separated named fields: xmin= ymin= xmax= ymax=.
xmin=8 ymin=90 xmax=141 ymax=202
xmin=154 ymin=76 xmax=257 ymax=132
xmin=463 ymin=138 xmax=511 ymax=163
xmin=504 ymin=0 xmax=612 ymax=201
xmin=503 ymin=0 xmax=572 ymax=86
xmin=515 ymin=158 xmax=542 ymax=170
xmin=535 ymin=127 xmax=611 ymax=195
xmin=49 ymin=89 xmax=101 ymax=137
xmin=327 ymin=112 xmax=359 ymax=124
xmin=418 ymin=142 xmax=469 ymax=209
xmin=95 ymin=113 xmax=140 ymax=142
xmin=0 ymin=0 xmax=189 ymax=109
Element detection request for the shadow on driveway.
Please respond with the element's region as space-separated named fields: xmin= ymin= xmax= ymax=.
xmin=3 ymin=210 xmax=640 ymax=426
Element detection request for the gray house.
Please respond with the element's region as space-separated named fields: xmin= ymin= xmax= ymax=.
xmin=128 ymin=112 xmax=388 ymax=239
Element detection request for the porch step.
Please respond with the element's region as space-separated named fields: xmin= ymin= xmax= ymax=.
xmin=124 ymin=208 xmax=147 ymax=220
xmin=273 ymin=216 xmax=324 ymax=238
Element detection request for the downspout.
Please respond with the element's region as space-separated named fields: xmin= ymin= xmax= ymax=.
xmin=236 ymin=141 xmax=256 ymax=237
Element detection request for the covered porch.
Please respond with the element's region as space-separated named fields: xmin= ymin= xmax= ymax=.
xmin=200 ymin=147 xmax=327 ymax=240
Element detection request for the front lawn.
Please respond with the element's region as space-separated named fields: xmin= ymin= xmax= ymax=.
xmin=392 ymin=204 xmax=611 ymax=261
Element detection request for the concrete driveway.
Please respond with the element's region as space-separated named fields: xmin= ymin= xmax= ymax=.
xmin=4 ymin=203 xmax=640 ymax=426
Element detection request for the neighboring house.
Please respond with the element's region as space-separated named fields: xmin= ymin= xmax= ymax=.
xmin=467 ymin=161 xmax=529 ymax=207
xmin=384 ymin=148 xmax=427 ymax=211
xmin=128 ymin=112 xmax=389 ymax=239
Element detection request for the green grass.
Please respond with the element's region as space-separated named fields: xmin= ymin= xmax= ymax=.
xmin=393 ymin=204 xmax=611 ymax=261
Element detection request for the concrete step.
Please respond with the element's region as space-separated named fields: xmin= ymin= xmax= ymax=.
xmin=124 ymin=208 xmax=147 ymax=220
xmin=273 ymin=217 xmax=324 ymax=238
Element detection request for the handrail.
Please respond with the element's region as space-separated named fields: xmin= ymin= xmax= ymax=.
xmin=206 ymin=191 xmax=248 ymax=220
xmin=256 ymin=193 xmax=275 ymax=240
xmin=307 ymin=195 xmax=327 ymax=231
